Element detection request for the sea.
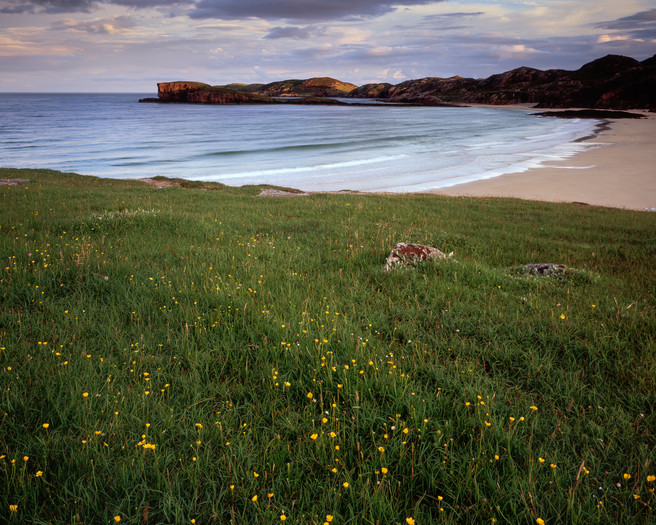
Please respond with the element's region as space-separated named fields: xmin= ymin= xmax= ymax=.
xmin=0 ymin=93 xmax=602 ymax=192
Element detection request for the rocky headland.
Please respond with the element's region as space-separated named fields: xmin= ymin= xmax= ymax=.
xmin=141 ymin=54 xmax=655 ymax=110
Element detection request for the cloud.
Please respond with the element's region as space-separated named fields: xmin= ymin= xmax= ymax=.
xmin=0 ymin=0 xmax=94 ymax=14
xmin=594 ymin=8 xmax=656 ymax=39
xmin=264 ymin=26 xmax=323 ymax=40
xmin=51 ymin=15 xmax=137 ymax=34
xmin=422 ymin=11 xmax=484 ymax=20
xmin=189 ymin=0 xmax=446 ymax=21
xmin=1 ymin=0 xmax=447 ymax=19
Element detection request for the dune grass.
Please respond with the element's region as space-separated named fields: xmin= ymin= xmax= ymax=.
xmin=1 ymin=168 xmax=655 ymax=524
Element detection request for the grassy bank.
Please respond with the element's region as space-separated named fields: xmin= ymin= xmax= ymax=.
xmin=1 ymin=168 xmax=655 ymax=524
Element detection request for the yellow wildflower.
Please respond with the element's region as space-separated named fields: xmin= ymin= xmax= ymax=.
xmin=624 ymin=473 xmax=631 ymax=480
xmin=310 ymin=433 xmax=318 ymax=440
xmin=381 ymin=467 xmax=388 ymax=474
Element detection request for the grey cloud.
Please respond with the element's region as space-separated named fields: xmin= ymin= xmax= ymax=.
xmin=0 ymin=0 xmax=94 ymax=13
xmin=51 ymin=15 xmax=136 ymax=33
xmin=0 ymin=0 xmax=184 ymax=14
xmin=189 ymin=0 xmax=446 ymax=21
xmin=264 ymin=26 xmax=323 ymax=40
xmin=422 ymin=11 xmax=483 ymax=20
xmin=594 ymin=8 xmax=656 ymax=36
xmin=1 ymin=0 xmax=446 ymax=19
xmin=111 ymin=0 xmax=185 ymax=8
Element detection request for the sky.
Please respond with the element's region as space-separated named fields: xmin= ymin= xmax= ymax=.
xmin=1 ymin=0 xmax=655 ymax=92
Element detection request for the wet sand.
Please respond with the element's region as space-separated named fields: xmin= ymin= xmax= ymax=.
xmin=435 ymin=109 xmax=656 ymax=211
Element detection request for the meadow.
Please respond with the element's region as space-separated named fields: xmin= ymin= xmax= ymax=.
xmin=1 ymin=168 xmax=654 ymax=524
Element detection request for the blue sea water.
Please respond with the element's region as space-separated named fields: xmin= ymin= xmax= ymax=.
xmin=0 ymin=93 xmax=601 ymax=192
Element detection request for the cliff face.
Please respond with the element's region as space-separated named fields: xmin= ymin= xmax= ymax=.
xmin=157 ymin=82 xmax=211 ymax=102
xmin=349 ymin=54 xmax=656 ymax=109
xmin=157 ymin=82 xmax=275 ymax=104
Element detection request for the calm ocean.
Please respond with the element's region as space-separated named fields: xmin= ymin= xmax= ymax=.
xmin=0 ymin=93 xmax=600 ymax=192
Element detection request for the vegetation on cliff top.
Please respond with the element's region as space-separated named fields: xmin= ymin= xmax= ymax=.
xmin=1 ymin=168 xmax=655 ymax=524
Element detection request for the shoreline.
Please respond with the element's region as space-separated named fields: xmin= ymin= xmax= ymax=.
xmin=433 ymin=107 xmax=656 ymax=211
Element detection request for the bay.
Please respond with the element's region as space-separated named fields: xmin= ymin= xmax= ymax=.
xmin=0 ymin=93 xmax=600 ymax=192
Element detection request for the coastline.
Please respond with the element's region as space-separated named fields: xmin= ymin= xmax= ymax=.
xmin=433 ymin=107 xmax=656 ymax=211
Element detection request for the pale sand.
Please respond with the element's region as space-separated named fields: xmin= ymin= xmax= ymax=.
xmin=435 ymin=109 xmax=656 ymax=211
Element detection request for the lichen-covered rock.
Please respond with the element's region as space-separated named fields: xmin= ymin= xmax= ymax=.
xmin=384 ymin=242 xmax=447 ymax=272
xmin=522 ymin=263 xmax=566 ymax=275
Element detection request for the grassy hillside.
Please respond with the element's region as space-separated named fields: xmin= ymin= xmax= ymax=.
xmin=1 ymin=168 xmax=655 ymax=524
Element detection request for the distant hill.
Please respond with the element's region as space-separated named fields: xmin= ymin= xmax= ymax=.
xmin=145 ymin=55 xmax=655 ymax=109
xmin=220 ymin=77 xmax=357 ymax=98
xmin=349 ymin=54 xmax=656 ymax=109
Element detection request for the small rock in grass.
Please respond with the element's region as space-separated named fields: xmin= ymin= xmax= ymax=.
xmin=384 ymin=242 xmax=447 ymax=272
xmin=523 ymin=263 xmax=566 ymax=275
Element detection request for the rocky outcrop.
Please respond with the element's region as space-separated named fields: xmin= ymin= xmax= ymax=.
xmin=349 ymin=54 xmax=656 ymax=109
xmin=534 ymin=109 xmax=644 ymax=119
xmin=383 ymin=243 xmax=448 ymax=272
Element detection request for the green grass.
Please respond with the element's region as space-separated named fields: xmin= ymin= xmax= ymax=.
xmin=1 ymin=168 xmax=655 ymax=524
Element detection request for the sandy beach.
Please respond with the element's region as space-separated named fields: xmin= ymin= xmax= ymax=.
xmin=435 ymin=109 xmax=656 ymax=212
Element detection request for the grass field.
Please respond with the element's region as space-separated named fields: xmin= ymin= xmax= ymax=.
xmin=1 ymin=168 xmax=655 ymax=524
